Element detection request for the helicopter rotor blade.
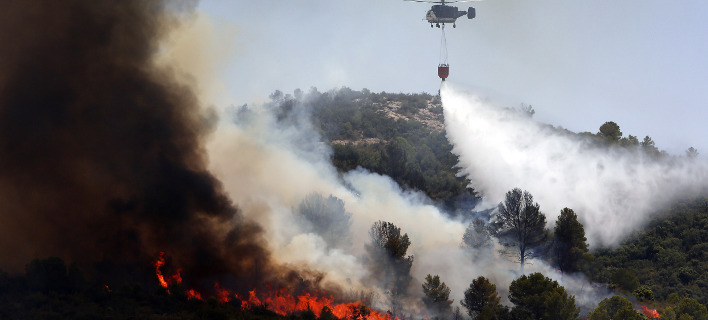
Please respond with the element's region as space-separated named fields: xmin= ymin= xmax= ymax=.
xmin=403 ymin=0 xmax=481 ymax=3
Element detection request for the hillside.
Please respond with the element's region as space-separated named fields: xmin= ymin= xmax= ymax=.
xmin=2 ymin=86 xmax=706 ymax=319
xmin=271 ymin=87 xmax=708 ymax=311
xmin=269 ymin=87 xmax=478 ymax=212
xmin=590 ymin=197 xmax=708 ymax=305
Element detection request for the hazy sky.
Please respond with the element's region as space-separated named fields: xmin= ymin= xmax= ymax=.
xmin=195 ymin=0 xmax=708 ymax=155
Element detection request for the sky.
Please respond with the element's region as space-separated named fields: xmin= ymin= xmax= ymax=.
xmin=192 ymin=0 xmax=708 ymax=155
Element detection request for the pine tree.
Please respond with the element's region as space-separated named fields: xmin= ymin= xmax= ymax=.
xmin=461 ymin=276 xmax=501 ymax=318
xmin=462 ymin=218 xmax=492 ymax=253
xmin=553 ymin=208 xmax=589 ymax=273
xmin=508 ymin=273 xmax=579 ymax=320
xmin=422 ymin=274 xmax=453 ymax=318
xmin=366 ymin=221 xmax=414 ymax=317
xmin=492 ymin=188 xmax=548 ymax=273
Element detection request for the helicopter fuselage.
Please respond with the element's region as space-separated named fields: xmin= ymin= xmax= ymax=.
xmin=426 ymin=5 xmax=467 ymax=24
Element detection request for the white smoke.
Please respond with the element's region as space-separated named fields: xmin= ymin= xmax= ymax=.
xmin=200 ymin=91 xmax=614 ymax=314
xmin=441 ymin=82 xmax=708 ymax=246
xmin=205 ymin=97 xmax=483 ymax=309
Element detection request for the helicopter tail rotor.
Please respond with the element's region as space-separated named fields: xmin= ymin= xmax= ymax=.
xmin=467 ymin=7 xmax=475 ymax=19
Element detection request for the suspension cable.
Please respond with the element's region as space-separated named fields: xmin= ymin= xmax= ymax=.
xmin=439 ymin=25 xmax=448 ymax=66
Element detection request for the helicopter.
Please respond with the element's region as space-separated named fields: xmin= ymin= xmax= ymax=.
xmin=406 ymin=0 xmax=476 ymax=28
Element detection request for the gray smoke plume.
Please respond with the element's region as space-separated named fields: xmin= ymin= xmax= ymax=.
xmin=0 ymin=0 xmax=275 ymax=291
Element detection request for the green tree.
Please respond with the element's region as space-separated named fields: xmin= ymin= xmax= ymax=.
xmin=461 ymin=276 xmax=501 ymax=319
xmin=587 ymin=296 xmax=643 ymax=320
xmin=664 ymin=296 xmax=708 ymax=320
xmin=383 ymin=137 xmax=413 ymax=180
xmin=633 ymin=285 xmax=654 ymax=301
xmin=619 ymin=134 xmax=639 ymax=147
xmin=610 ymin=268 xmax=639 ymax=292
xmin=553 ymin=208 xmax=589 ymax=273
xmin=641 ymin=136 xmax=661 ymax=158
xmin=365 ymin=221 xmax=414 ymax=316
xmin=676 ymin=266 xmax=699 ymax=284
xmin=686 ymin=147 xmax=699 ymax=159
xmin=477 ymin=304 xmax=511 ymax=320
xmin=462 ymin=218 xmax=492 ymax=253
xmin=598 ymin=121 xmax=622 ymax=143
xmin=508 ymin=273 xmax=579 ymax=320
xmin=422 ymin=274 xmax=453 ymax=318
xmin=493 ymin=188 xmax=548 ymax=272
xmin=295 ymin=193 xmax=352 ymax=249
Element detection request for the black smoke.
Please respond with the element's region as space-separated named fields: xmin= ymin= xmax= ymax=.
xmin=0 ymin=0 xmax=271 ymax=291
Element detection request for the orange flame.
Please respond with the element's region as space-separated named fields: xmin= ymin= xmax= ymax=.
xmin=639 ymin=305 xmax=660 ymax=319
xmin=215 ymin=282 xmax=232 ymax=303
xmin=153 ymin=251 xmax=169 ymax=288
xmin=152 ymin=252 xmax=398 ymax=320
xmin=186 ymin=289 xmax=203 ymax=300
xmin=153 ymin=252 xmax=183 ymax=294
xmin=237 ymin=288 xmax=400 ymax=320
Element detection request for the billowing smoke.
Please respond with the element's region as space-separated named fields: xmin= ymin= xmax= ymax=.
xmin=441 ymin=82 xmax=708 ymax=246
xmin=4 ymin=0 xmax=686 ymax=314
xmin=205 ymin=91 xmax=543 ymax=313
xmin=0 ymin=0 xmax=273 ymax=290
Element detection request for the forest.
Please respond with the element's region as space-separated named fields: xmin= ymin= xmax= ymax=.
xmin=2 ymin=88 xmax=707 ymax=320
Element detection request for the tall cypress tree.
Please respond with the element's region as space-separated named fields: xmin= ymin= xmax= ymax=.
xmin=553 ymin=208 xmax=589 ymax=273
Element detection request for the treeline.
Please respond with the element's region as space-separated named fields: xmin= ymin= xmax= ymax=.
xmin=568 ymin=120 xmax=698 ymax=160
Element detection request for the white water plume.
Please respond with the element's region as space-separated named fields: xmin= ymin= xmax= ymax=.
xmin=441 ymin=82 xmax=708 ymax=246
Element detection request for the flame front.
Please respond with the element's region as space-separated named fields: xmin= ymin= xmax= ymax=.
xmin=152 ymin=253 xmax=399 ymax=320
xmin=153 ymin=252 xmax=169 ymax=288
xmin=153 ymin=251 xmax=184 ymax=295
xmin=186 ymin=289 xmax=203 ymax=300
xmin=639 ymin=305 xmax=660 ymax=319
xmin=215 ymin=282 xmax=232 ymax=303
xmin=238 ymin=288 xmax=399 ymax=320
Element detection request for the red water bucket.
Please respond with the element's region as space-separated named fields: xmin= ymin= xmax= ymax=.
xmin=438 ymin=64 xmax=449 ymax=80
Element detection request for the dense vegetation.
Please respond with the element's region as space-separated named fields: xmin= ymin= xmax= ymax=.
xmin=271 ymin=87 xmax=708 ymax=316
xmin=590 ymin=197 xmax=708 ymax=305
xmin=269 ymin=88 xmax=478 ymax=212
xmin=281 ymin=88 xmax=707 ymax=316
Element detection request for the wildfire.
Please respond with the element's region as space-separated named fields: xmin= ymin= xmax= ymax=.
xmin=639 ymin=305 xmax=660 ymax=319
xmin=214 ymin=282 xmax=232 ymax=303
xmin=153 ymin=251 xmax=183 ymax=294
xmin=237 ymin=288 xmax=399 ymax=320
xmin=152 ymin=252 xmax=398 ymax=320
xmin=186 ymin=289 xmax=203 ymax=300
